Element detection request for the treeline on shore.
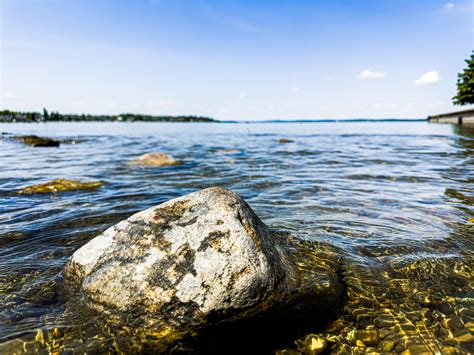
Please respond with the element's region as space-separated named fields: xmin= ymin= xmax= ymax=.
xmin=0 ymin=109 xmax=217 ymax=123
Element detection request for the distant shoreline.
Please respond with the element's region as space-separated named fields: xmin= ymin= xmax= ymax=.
xmin=0 ymin=110 xmax=216 ymax=123
xmin=0 ymin=110 xmax=426 ymax=124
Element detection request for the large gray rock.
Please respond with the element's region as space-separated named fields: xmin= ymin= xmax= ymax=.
xmin=64 ymin=187 xmax=342 ymax=344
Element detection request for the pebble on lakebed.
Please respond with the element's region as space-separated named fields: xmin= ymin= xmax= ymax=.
xmin=131 ymin=152 xmax=182 ymax=166
xmin=64 ymin=187 xmax=343 ymax=346
xmin=19 ymin=179 xmax=104 ymax=194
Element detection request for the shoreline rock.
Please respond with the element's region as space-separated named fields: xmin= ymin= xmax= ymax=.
xmin=19 ymin=179 xmax=104 ymax=194
xmin=11 ymin=135 xmax=61 ymax=147
xmin=131 ymin=152 xmax=181 ymax=166
xmin=64 ymin=187 xmax=342 ymax=345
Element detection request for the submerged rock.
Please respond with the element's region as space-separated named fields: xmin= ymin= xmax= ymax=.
xmin=216 ymin=148 xmax=240 ymax=154
xmin=64 ymin=187 xmax=342 ymax=345
xmin=132 ymin=152 xmax=181 ymax=166
xmin=279 ymin=138 xmax=294 ymax=144
xmin=19 ymin=179 xmax=103 ymax=194
xmin=12 ymin=135 xmax=61 ymax=147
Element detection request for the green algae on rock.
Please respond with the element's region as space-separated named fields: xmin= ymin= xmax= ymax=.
xmin=131 ymin=152 xmax=181 ymax=166
xmin=12 ymin=135 xmax=61 ymax=147
xmin=64 ymin=187 xmax=342 ymax=348
xmin=19 ymin=179 xmax=104 ymax=194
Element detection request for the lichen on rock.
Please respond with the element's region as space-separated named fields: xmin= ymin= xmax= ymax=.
xmin=64 ymin=187 xmax=342 ymax=346
xmin=19 ymin=179 xmax=103 ymax=194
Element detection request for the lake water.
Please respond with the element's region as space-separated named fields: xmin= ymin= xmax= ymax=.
xmin=0 ymin=121 xmax=473 ymax=353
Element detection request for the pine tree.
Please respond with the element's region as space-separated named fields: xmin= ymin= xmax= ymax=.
xmin=453 ymin=51 xmax=474 ymax=106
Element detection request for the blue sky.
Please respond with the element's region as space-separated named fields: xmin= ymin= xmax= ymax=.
xmin=1 ymin=0 xmax=473 ymax=120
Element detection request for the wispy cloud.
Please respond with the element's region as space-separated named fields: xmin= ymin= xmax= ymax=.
xmin=357 ymin=69 xmax=387 ymax=79
xmin=289 ymin=87 xmax=300 ymax=92
xmin=239 ymin=92 xmax=247 ymax=99
xmin=414 ymin=71 xmax=441 ymax=85
xmin=445 ymin=2 xmax=455 ymax=10
xmin=3 ymin=92 xmax=15 ymax=98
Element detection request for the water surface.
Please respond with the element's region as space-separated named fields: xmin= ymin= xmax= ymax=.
xmin=0 ymin=121 xmax=473 ymax=353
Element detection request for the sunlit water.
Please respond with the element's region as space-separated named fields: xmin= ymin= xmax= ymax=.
xmin=0 ymin=122 xmax=472 ymax=353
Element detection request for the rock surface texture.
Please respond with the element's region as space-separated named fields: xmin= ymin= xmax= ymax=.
xmin=19 ymin=179 xmax=104 ymax=194
xmin=65 ymin=187 xmax=342 ymax=344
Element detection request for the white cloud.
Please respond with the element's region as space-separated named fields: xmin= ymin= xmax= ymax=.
xmin=357 ymin=69 xmax=387 ymax=79
xmin=414 ymin=71 xmax=441 ymax=85
xmin=239 ymin=92 xmax=247 ymax=99
xmin=445 ymin=3 xmax=455 ymax=10
xmin=3 ymin=92 xmax=15 ymax=98
xmin=290 ymin=87 xmax=300 ymax=92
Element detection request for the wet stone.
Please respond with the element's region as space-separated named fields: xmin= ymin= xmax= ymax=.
xmin=11 ymin=135 xmax=61 ymax=147
xmin=64 ymin=187 xmax=343 ymax=347
xmin=380 ymin=339 xmax=396 ymax=352
xmin=19 ymin=179 xmax=104 ymax=194
xmin=356 ymin=314 xmax=372 ymax=327
xmin=444 ymin=316 xmax=464 ymax=332
xmin=374 ymin=314 xmax=394 ymax=328
xmin=452 ymin=330 xmax=474 ymax=343
xmin=401 ymin=344 xmax=431 ymax=354
xmin=378 ymin=328 xmax=392 ymax=339
xmin=131 ymin=152 xmax=181 ymax=166
xmin=354 ymin=329 xmax=379 ymax=346
xmin=296 ymin=334 xmax=327 ymax=354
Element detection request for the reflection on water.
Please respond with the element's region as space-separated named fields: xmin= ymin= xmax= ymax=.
xmin=0 ymin=122 xmax=473 ymax=353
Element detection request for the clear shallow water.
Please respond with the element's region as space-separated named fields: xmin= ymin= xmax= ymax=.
xmin=0 ymin=121 xmax=472 ymax=353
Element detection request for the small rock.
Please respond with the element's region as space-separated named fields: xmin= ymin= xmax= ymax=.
xmin=378 ymin=328 xmax=391 ymax=339
xmin=374 ymin=314 xmax=394 ymax=328
xmin=19 ymin=179 xmax=103 ymax=194
xmin=443 ymin=316 xmax=464 ymax=332
xmin=401 ymin=344 xmax=431 ymax=354
xmin=64 ymin=187 xmax=342 ymax=346
xmin=306 ymin=335 xmax=327 ymax=354
xmin=354 ymin=329 xmax=379 ymax=346
xmin=132 ymin=152 xmax=181 ymax=166
xmin=356 ymin=340 xmax=365 ymax=347
xmin=13 ymin=135 xmax=60 ymax=147
xmin=380 ymin=340 xmax=396 ymax=352
xmin=279 ymin=138 xmax=294 ymax=144
xmin=452 ymin=330 xmax=474 ymax=343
